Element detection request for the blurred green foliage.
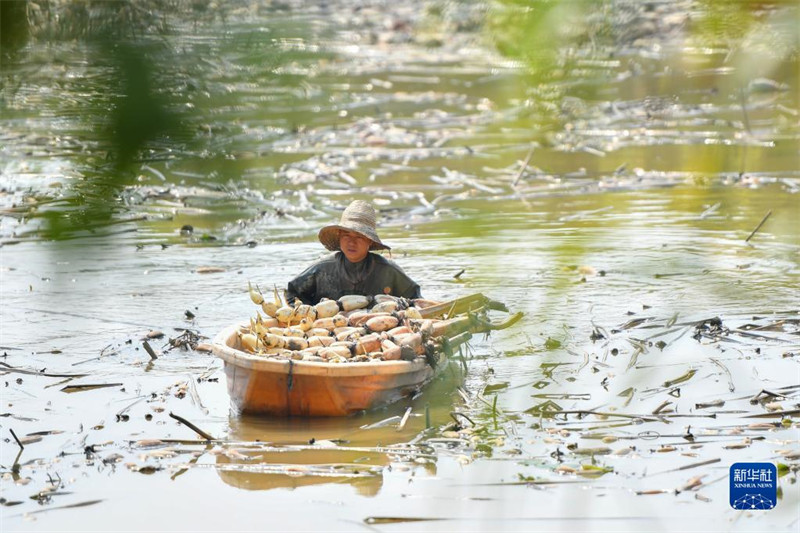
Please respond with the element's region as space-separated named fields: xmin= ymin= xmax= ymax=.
xmin=488 ymin=0 xmax=592 ymax=76
xmin=109 ymin=43 xmax=176 ymax=170
xmin=1 ymin=1 xmax=30 ymax=59
xmin=7 ymin=1 xmax=188 ymax=238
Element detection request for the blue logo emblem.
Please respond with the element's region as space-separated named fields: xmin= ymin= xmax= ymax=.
xmin=730 ymin=462 xmax=777 ymax=510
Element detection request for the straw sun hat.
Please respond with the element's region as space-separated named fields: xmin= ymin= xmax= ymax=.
xmin=318 ymin=200 xmax=390 ymax=252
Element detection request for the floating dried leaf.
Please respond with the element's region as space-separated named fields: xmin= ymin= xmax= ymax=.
xmin=194 ymin=267 xmax=225 ymax=274
xmin=572 ymin=446 xmax=611 ymax=455
xmin=679 ymin=475 xmax=704 ymax=492
xmin=723 ymin=438 xmax=752 ymax=450
xmin=663 ymin=369 xmax=696 ymax=388
xmin=134 ymin=439 xmax=165 ymax=448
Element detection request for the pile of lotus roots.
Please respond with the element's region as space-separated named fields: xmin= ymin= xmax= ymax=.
xmin=237 ymin=283 xmax=473 ymax=364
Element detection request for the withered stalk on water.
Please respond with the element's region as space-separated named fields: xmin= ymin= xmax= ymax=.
xmin=710 ymin=358 xmax=734 ymax=392
xmin=652 ymin=401 xmax=672 ymax=415
xmin=0 ymin=362 xmax=87 ymax=379
xmin=397 ymin=407 xmax=412 ymax=432
xmin=168 ymin=412 xmax=215 ymax=441
xmin=9 ymin=428 xmax=24 ymax=450
xmin=512 ymin=144 xmax=536 ymax=187
xmin=745 ymin=210 xmax=772 ymax=243
xmin=651 ymin=458 xmax=721 ymax=476
xmin=743 ymin=409 xmax=800 ymax=418
xmin=61 ymin=383 xmax=123 ymax=393
xmin=142 ymin=341 xmax=158 ymax=360
xmin=12 ymin=499 xmax=104 ymax=517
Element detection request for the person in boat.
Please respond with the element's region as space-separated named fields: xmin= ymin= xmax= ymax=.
xmin=285 ymin=200 xmax=422 ymax=305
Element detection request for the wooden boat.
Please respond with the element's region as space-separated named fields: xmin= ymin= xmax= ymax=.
xmin=212 ymin=293 xmax=522 ymax=417
xmin=212 ymin=323 xmax=463 ymax=417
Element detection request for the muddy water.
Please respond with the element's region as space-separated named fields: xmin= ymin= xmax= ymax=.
xmin=1 ymin=1 xmax=799 ymax=531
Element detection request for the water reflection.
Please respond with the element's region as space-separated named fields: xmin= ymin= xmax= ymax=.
xmin=214 ymin=433 xmax=387 ymax=496
xmin=214 ymin=365 xmax=462 ymax=494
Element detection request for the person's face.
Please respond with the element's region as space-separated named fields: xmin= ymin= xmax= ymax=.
xmin=339 ymin=230 xmax=371 ymax=263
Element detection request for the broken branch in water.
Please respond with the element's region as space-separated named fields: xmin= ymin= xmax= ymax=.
xmin=365 ymin=516 xmax=445 ymax=525
xmin=10 ymin=428 xmax=24 ymax=450
xmin=168 ymin=412 xmax=215 ymax=441
xmin=555 ymin=410 xmax=660 ymax=422
xmin=744 ymin=210 xmax=772 ymax=243
xmin=652 ymin=401 xmax=672 ymax=415
xmin=512 ymin=144 xmax=536 ymax=187
xmin=651 ymin=458 xmax=721 ymax=476
xmin=663 ymin=369 xmax=697 ymax=388
xmin=739 ymin=87 xmax=751 ymax=134
xmin=473 ymin=312 xmax=524 ymax=333
xmin=12 ymin=499 xmax=104 ymax=517
xmin=142 ymin=341 xmax=159 ymax=360
xmin=450 ymin=411 xmax=475 ymax=427
xmin=710 ymin=358 xmax=734 ymax=392
xmin=61 ymin=383 xmax=123 ymax=393
xmin=0 ymin=362 xmax=87 ymax=378
xmin=397 ymin=407 xmax=413 ymax=431
xmin=743 ymin=409 xmax=800 ymax=419
xmin=749 ymin=389 xmax=787 ymax=404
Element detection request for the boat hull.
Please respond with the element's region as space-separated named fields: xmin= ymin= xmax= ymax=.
xmin=212 ymin=325 xmax=440 ymax=417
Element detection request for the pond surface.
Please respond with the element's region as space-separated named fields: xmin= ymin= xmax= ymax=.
xmin=1 ymin=1 xmax=798 ymax=531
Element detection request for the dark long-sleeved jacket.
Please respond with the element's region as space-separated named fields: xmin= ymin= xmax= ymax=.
xmin=286 ymin=252 xmax=421 ymax=305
